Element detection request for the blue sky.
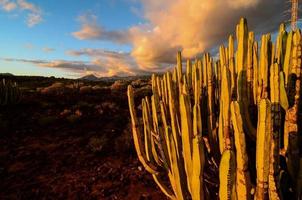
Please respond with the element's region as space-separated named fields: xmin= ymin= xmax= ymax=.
xmin=0 ymin=0 xmax=142 ymax=77
xmin=0 ymin=0 xmax=293 ymax=78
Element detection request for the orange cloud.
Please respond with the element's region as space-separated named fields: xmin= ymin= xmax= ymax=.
xmin=72 ymin=0 xmax=287 ymax=77
xmin=1 ymin=1 xmax=16 ymax=11
xmin=72 ymin=14 xmax=131 ymax=44
xmin=42 ymin=47 xmax=55 ymax=53
xmin=0 ymin=0 xmax=43 ymax=27
xmin=131 ymin=0 xmax=286 ymax=64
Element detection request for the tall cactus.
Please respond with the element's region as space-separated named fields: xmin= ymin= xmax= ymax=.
xmin=256 ymin=98 xmax=272 ymax=200
xmin=231 ymin=101 xmax=252 ymax=200
xmin=284 ymin=30 xmax=302 ymax=197
xmin=127 ymin=17 xmax=301 ymax=200
xmin=0 ymin=79 xmax=21 ymax=106
xmin=236 ymin=18 xmax=257 ymax=140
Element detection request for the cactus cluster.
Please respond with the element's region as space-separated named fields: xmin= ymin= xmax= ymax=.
xmin=127 ymin=18 xmax=302 ymax=200
xmin=0 ymin=79 xmax=21 ymax=106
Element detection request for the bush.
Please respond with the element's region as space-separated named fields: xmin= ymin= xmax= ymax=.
xmin=88 ymin=135 xmax=109 ymax=154
xmin=79 ymin=86 xmax=92 ymax=94
xmin=40 ymin=82 xmax=65 ymax=95
xmin=110 ymin=80 xmax=128 ymax=91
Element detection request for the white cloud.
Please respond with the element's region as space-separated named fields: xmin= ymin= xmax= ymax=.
xmin=27 ymin=13 xmax=42 ymax=27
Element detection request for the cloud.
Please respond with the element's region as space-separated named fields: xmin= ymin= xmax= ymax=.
xmin=17 ymin=0 xmax=43 ymax=27
xmin=17 ymin=0 xmax=39 ymax=12
xmin=26 ymin=13 xmax=42 ymax=27
xmin=0 ymin=0 xmax=43 ymax=27
xmin=66 ymin=48 xmax=157 ymax=76
xmin=72 ymin=0 xmax=288 ymax=75
xmin=130 ymin=0 xmax=287 ymax=65
xmin=72 ymin=14 xmax=131 ymax=43
xmin=23 ymin=42 xmax=34 ymax=49
xmin=0 ymin=1 xmax=16 ymax=11
xmin=1 ymin=53 xmax=154 ymax=77
xmin=2 ymin=57 xmax=100 ymax=71
xmin=66 ymin=48 xmax=129 ymax=59
xmin=42 ymin=47 xmax=55 ymax=53
xmin=2 ymin=57 xmax=105 ymax=77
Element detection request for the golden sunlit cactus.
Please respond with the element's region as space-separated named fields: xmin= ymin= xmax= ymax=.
xmin=269 ymin=63 xmax=281 ymax=200
xmin=284 ymin=30 xmax=302 ymax=197
xmin=236 ymin=18 xmax=257 ymax=141
xmin=283 ymin=31 xmax=293 ymax=85
xmin=247 ymin=31 xmax=255 ymax=105
xmin=219 ymin=150 xmax=236 ymax=200
xmin=256 ymin=98 xmax=272 ymax=200
xmin=231 ymin=101 xmax=252 ymax=200
xmin=127 ymin=17 xmax=301 ymax=200
xmin=218 ymin=55 xmax=232 ymax=154
xmin=127 ymin=86 xmax=159 ymax=175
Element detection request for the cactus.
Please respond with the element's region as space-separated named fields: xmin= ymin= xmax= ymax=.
xmin=231 ymin=101 xmax=252 ymax=200
xmin=284 ymin=30 xmax=302 ymax=197
xmin=256 ymin=98 xmax=272 ymax=200
xmin=236 ymin=18 xmax=257 ymax=140
xmin=269 ymin=63 xmax=281 ymax=200
xmin=219 ymin=150 xmax=236 ymax=200
xmin=0 ymin=79 xmax=21 ymax=106
xmin=127 ymin=18 xmax=301 ymax=200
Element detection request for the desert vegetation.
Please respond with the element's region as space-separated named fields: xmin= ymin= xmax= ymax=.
xmin=0 ymin=75 xmax=167 ymax=199
xmin=128 ymin=18 xmax=302 ymax=200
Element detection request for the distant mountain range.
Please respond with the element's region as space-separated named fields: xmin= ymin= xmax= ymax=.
xmin=79 ymin=74 xmax=100 ymax=81
xmin=79 ymin=74 xmax=151 ymax=82
xmin=0 ymin=72 xmax=151 ymax=81
xmin=0 ymin=73 xmax=14 ymax=77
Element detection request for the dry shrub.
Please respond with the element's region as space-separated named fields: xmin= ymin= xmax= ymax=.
xmin=65 ymin=82 xmax=83 ymax=90
xmin=110 ymin=80 xmax=128 ymax=91
xmin=79 ymin=85 xmax=92 ymax=94
xmin=40 ymin=82 xmax=65 ymax=95
xmin=88 ymin=135 xmax=109 ymax=154
xmin=114 ymin=123 xmax=134 ymax=154
xmin=60 ymin=109 xmax=72 ymax=117
xmin=131 ymin=79 xmax=149 ymax=88
xmin=92 ymin=85 xmax=103 ymax=91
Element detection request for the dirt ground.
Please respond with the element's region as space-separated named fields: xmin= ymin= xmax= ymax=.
xmin=0 ymin=78 xmax=166 ymax=200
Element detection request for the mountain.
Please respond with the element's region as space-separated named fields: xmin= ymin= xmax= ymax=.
xmin=0 ymin=73 xmax=14 ymax=77
xmin=99 ymin=75 xmax=152 ymax=82
xmin=79 ymin=74 xmax=99 ymax=81
xmin=79 ymin=74 xmax=152 ymax=82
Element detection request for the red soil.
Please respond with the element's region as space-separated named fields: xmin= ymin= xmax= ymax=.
xmin=0 ymin=87 xmax=166 ymax=200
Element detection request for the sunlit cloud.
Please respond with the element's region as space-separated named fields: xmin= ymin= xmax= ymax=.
xmin=0 ymin=0 xmax=17 ymax=11
xmin=42 ymin=47 xmax=55 ymax=53
xmin=2 ymin=57 xmax=101 ymax=71
xmin=23 ymin=42 xmax=34 ymax=49
xmin=72 ymin=14 xmax=131 ymax=43
xmin=67 ymin=48 xmax=158 ymax=76
xmin=1 ymin=53 xmax=154 ymax=77
xmin=72 ymin=0 xmax=287 ymax=77
xmin=66 ymin=48 xmax=130 ymax=59
xmin=0 ymin=0 xmax=43 ymax=27
xmin=26 ymin=13 xmax=42 ymax=27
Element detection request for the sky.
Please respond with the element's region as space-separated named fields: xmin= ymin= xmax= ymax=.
xmin=0 ymin=0 xmax=297 ymax=78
